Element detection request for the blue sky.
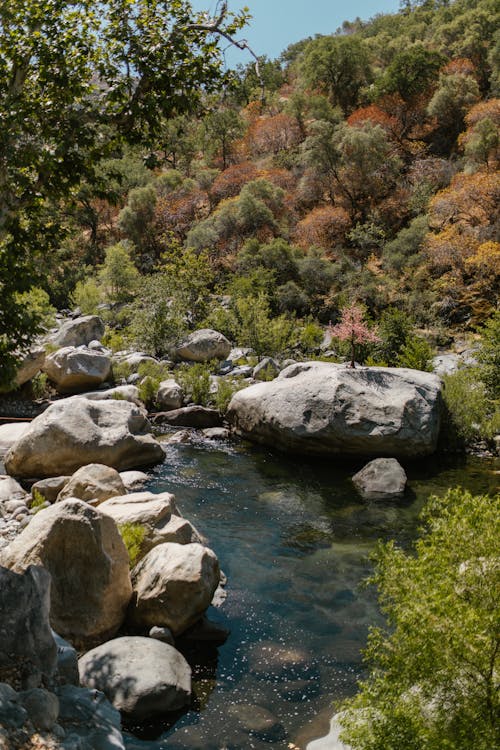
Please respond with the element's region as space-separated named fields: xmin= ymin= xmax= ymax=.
xmin=191 ymin=0 xmax=402 ymax=65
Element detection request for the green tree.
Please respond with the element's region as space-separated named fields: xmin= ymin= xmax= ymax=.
xmin=0 ymin=0 xmax=248 ymax=388
xmin=340 ymin=487 xmax=500 ymax=750
xmin=118 ymin=186 xmax=158 ymax=268
xmin=301 ymin=36 xmax=372 ymax=114
xmin=201 ymin=105 xmax=245 ymax=169
xmin=98 ymin=242 xmax=140 ymax=304
xmin=476 ymin=310 xmax=500 ymax=400
xmin=374 ymin=44 xmax=444 ymax=102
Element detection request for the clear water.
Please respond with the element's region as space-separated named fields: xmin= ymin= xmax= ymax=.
xmin=124 ymin=436 xmax=499 ymax=750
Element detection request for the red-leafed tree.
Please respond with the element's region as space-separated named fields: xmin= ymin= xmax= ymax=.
xmin=329 ymin=303 xmax=380 ymax=367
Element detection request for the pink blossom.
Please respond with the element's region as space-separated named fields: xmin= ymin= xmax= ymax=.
xmin=329 ymin=303 xmax=380 ymax=367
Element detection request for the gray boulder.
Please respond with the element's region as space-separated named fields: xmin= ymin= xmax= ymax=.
xmin=52 ymin=631 xmax=79 ymax=686
xmin=151 ymin=405 xmax=222 ymax=428
xmin=0 ymin=500 xmax=132 ymax=646
xmin=51 ymin=315 xmax=105 ymax=348
xmin=227 ymin=362 xmax=442 ymax=458
xmin=0 ymin=476 xmax=29 ymax=513
xmin=4 ymin=398 xmax=165 ymax=478
xmin=156 ymin=379 xmax=183 ymax=410
xmin=18 ymin=687 xmax=59 ymax=731
xmin=352 ymin=458 xmax=407 ymax=500
xmin=0 ymin=423 xmax=30 ymax=455
xmin=74 ymin=384 xmax=142 ymax=406
xmin=0 ymin=565 xmax=57 ymax=689
xmin=78 ymin=636 xmax=191 ymax=720
xmin=174 ymin=329 xmax=231 ymax=362
xmin=130 ymin=542 xmax=220 ymax=635
xmin=119 ymin=471 xmax=148 ymax=491
xmin=253 ymin=357 xmax=281 ymax=381
xmin=100 ymin=491 xmax=201 ymax=560
xmin=57 ymin=463 xmax=127 ymax=505
xmin=43 ymin=346 xmax=112 ymax=393
xmin=31 ymin=476 xmax=70 ymax=505
xmin=14 ymin=347 xmax=46 ymax=388
xmin=56 ymin=684 xmax=125 ymax=749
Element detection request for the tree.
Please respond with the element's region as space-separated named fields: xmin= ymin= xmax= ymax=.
xmin=98 ymin=242 xmax=140 ymax=303
xmin=0 ymin=0 xmax=248 ymax=387
xmin=201 ymin=106 xmax=245 ymax=169
xmin=300 ymin=36 xmax=372 ymax=114
xmin=339 ymin=487 xmax=500 ymax=750
xmin=329 ymin=303 xmax=380 ymax=367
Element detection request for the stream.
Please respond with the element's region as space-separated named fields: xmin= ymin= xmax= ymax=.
xmin=124 ymin=436 xmax=498 ymax=749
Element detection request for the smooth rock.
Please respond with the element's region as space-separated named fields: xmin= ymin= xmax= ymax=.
xmin=52 ymin=631 xmax=79 ymax=686
xmin=152 ymin=406 xmax=222 ymax=428
xmin=253 ymin=357 xmax=281 ymax=381
xmin=56 ymin=684 xmax=125 ymax=749
xmin=0 ymin=476 xmax=29 ymax=515
xmin=115 ymin=352 xmax=159 ymax=372
xmin=14 ymin=347 xmax=46 ymax=387
xmin=228 ymin=347 xmax=255 ymax=365
xmin=78 ymin=636 xmax=191 ymax=720
xmin=19 ymin=688 xmax=59 ymax=731
xmin=248 ymin=641 xmax=313 ymax=682
xmin=100 ymin=491 xmax=202 ymax=559
xmin=156 ymin=379 xmax=183 ymax=411
xmin=0 ymin=499 xmax=132 ymax=646
xmin=174 ymin=329 xmax=231 ymax=363
xmin=228 ymin=362 xmax=442 ymax=458
xmin=149 ymin=626 xmax=175 ymax=646
xmin=0 ymin=565 xmax=57 ymax=689
xmin=43 ymin=346 xmax=112 ymax=393
xmin=228 ymin=704 xmax=286 ymax=742
xmin=74 ymin=385 xmax=142 ymax=406
xmin=119 ymin=471 xmax=149 ymax=491
xmin=57 ymin=464 xmax=127 ymax=505
xmin=0 ymin=423 xmax=30 ymax=454
xmin=352 ymin=458 xmax=407 ymax=499
xmin=306 ymin=712 xmax=352 ymax=750
xmin=130 ymin=542 xmax=220 ymax=635
xmin=50 ymin=316 xmax=105 ymax=348
xmin=31 ymin=476 xmax=70 ymax=505
xmin=202 ymin=427 xmax=230 ymax=440
xmin=5 ymin=398 xmax=165 ymax=478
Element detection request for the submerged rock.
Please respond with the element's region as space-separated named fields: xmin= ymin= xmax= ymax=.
xmin=228 ymin=362 xmax=442 ymax=458
xmin=4 ymin=398 xmax=165 ymax=478
xmin=352 ymin=458 xmax=407 ymax=500
xmin=78 ymin=636 xmax=191 ymax=720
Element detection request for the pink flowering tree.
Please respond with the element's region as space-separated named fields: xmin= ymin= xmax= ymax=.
xmin=329 ymin=303 xmax=380 ymax=367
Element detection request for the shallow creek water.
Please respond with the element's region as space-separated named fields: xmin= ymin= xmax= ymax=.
xmin=124 ymin=437 xmax=499 ymax=750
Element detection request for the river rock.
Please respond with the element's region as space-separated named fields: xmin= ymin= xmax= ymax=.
xmin=152 ymin=405 xmax=222 ymax=428
xmin=4 ymin=398 xmax=165 ymax=478
xmin=14 ymin=347 xmax=46 ymax=388
xmin=50 ymin=315 xmax=105 ymax=348
xmin=174 ymin=329 xmax=231 ymax=362
xmin=228 ymin=704 xmax=286 ymax=742
xmin=19 ymin=687 xmax=59 ymax=731
xmin=52 ymin=631 xmax=79 ymax=686
xmin=31 ymin=476 xmax=70 ymax=505
xmin=57 ymin=463 xmax=127 ymax=505
xmin=0 ymin=565 xmax=57 ymax=689
xmin=0 ymin=499 xmax=132 ymax=646
xmin=248 ymin=641 xmax=313 ymax=682
xmin=100 ymin=491 xmax=202 ymax=558
xmin=306 ymin=712 xmax=352 ymax=750
xmin=130 ymin=542 xmax=220 ymax=635
xmin=74 ymin=384 xmax=142 ymax=406
xmin=253 ymin=357 xmax=281 ymax=381
xmin=157 ymin=379 xmax=184 ymax=410
xmin=56 ymin=683 xmax=125 ymax=749
xmin=0 ymin=423 xmax=30 ymax=454
xmin=43 ymin=346 xmax=112 ymax=393
xmin=352 ymin=458 xmax=407 ymax=499
xmin=227 ymin=362 xmax=442 ymax=458
xmin=0 ymin=476 xmax=29 ymax=511
xmin=78 ymin=636 xmax=191 ymax=719
xmin=119 ymin=470 xmax=149 ymax=491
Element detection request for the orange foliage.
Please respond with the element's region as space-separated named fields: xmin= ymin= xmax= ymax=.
xmin=463 ymin=99 xmax=500 ymax=129
xmin=465 ymin=241 xmax=500 ymax=278
xmin=155 ymin=187 xmax=207 ymax=241
xmin=347 ymin=105 xmax=399 ymax=137
xmin=429 ymin=172 xmax=500 ymax=230
xmin=442 ymin=58 xmax=476 ymax=77
xmin=210 ymin=162 xmax=259 ymax=203
xmin=293 ymin=205 xmax=351 ymax=253
xmin=246 ymin=113 xmax=302 ymax=155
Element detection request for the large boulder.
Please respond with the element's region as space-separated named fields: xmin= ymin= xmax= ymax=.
xmin=174 ymin=329 xmax=231 ymax=362
xmin=0 ymin=423 xmax=30 ymax=455
xmin=151 ymin=405 xmax=222 ymax=428
xmin=78 ymin=636 xmax=191 ymax=720
xmin=50 ymin=315 xmax=105 ymax=348
xmin=0 ymin=499 xmax=132 ymax=646
xmin=0 ymin=565 xmax=57 ymax=689
xmin=74 ymin=384 xmax=142 ymax=406
xmin=352 ymin=458 xmax=407 ymax=500
xmin=4 ymin=398 xmax=165 ymax=478
xmin=156 ymin=379 xmax=183 ymax=411
xmin=100 ymin=491 xmax=202 ymax=559
xmin=227 ymin=362 xmax=443 ymax=458
xmin=56 ymin=684 xmax=126 ymax=749
xmin=14 ymin=347 xmax=46 ymax=388
xmin=42 ymin=346 xmax=112 ymax=393
xmin=129 ymin=542 xmax=220 ymax=635
xmin=57 ymin=463 xmax=127 ymax=505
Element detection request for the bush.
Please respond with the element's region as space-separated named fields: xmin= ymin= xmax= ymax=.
xmin=396 ymin=335 xmax=434 ymax=371
xmin=14 ymin=287 xmax=56 ymax=331
xmin=339 ymin=487 xmax=500 ymax=750
xmin=476 ymin=311 xmax=500 ymax=400
xmin=176 ymin=362 xmax=214 ymax=406
xmin=214 ymin=377 xmax=247 ymax=414
xmin=118 ymin=523 xmax=146 ymax=567
xmin=71 ymin=277 xmax=102 ymax=314
xmin=138 ymin=376 xmax=159 ymax=408
xmin=442 ymin=367 xmax=500 ymax=445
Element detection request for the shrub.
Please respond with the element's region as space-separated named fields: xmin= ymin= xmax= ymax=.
xmin=476 ymin=311 xmax=500 ymax=400
xmin=214 ymin=377 xmax=247 ymax=414
xmin=118 ymin=523 xmax=146 ymax=567
xmin=14 ymin=287 xmax=56 ymax=331
xmin=29 ymin=489 xmax=47 ymax=512
xmin=396 ymin=335 xmax=434 ymax=371
xmin=71 ymin=277 xmax=102 ymax=315
xmin=30 ymin=373 xmax=50 ymax=400
xmin=339 ymin=487 xmax=500 ymax=750
xmin=176 ymin=362 xmax=214 ymax=406
xmin=138 ymin=376 xmax=159 ymax=408
xmin=442 ymin=367 xmax=500 ymax=445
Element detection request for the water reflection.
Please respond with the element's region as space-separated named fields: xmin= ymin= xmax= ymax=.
xmin=123 ymin=438 xmax=498 ymax=749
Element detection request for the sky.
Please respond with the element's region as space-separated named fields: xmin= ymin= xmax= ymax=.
xmin=190 ymin=0 xmax=402 ymax=65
